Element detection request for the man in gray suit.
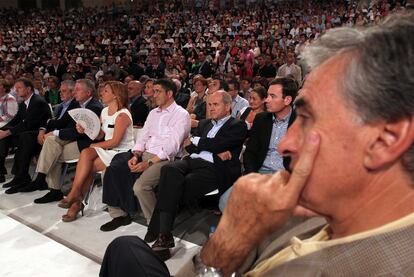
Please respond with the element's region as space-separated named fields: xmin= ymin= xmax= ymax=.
xmin=100 ymin=13 xmax=414 ymax=277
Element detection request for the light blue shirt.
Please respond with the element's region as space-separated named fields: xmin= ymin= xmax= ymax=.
xmin=231 ymin=95 xmax=249 ymax=118
xmin=57 ymin=98 xmax=73 ymax=119
xmin=259 ymin=109 xmax=292 ymax=173
xmin=190 ymin=115 xmax=231 ymax=163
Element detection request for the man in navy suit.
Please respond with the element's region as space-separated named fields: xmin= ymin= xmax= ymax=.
xmin=243 ymin=77 xmax=298 ymax=175
xmin=0 ymin=78 xmax=52 ymax=192
xmin=145 ymin=90 xmax=247 ymax=254
xmin=8 ymin=80 xmax=79 ymax=194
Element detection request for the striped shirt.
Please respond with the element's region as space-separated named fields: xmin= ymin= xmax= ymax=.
xmin=0 ymin=93 xmax=18 ymax=127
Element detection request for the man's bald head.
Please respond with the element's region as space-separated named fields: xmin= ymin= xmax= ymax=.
xmin=127 ymin=80 xmax=142 ymax=99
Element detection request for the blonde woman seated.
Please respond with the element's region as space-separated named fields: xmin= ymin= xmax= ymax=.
xmin=143 ymin=78 xmax=157 ymax=110
xmin=60 ymin=81 xmax=134 ymax=222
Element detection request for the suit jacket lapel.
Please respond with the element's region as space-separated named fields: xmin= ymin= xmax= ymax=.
xmin=263 ymin=113 xmax=273 ymax=148
xmin=214 ymin=117 xmax=234 ymax=138
xmin=203 ymin=120 xmax=214 ymax=137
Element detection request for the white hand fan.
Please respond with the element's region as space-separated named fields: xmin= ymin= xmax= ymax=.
xmin=68 ymin=108 xmax=101 ymax=140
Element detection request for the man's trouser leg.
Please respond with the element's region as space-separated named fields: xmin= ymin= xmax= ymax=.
xmin=133 ymin=152 xmax=169 ymax=223
xmin=36 ymin=136 xmax=80 ymax=189
xmin=151 ymin=158 xmax=217 ymax=233
xmin=0 ymin=136 xmax=11 ymax=175
xmin=11 ymin=131 xmax=39 ymax=179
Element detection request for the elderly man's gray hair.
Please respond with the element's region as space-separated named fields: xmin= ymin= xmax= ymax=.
xmin=61 ymin=80 xmax=75 ymax=92
xmin=76 ymin=78 xmax=96 ymax=96
xmin=215 ymin=90 xmax=232 ymax=105
xmin=301 ymin=12 xmax=414 ymax=178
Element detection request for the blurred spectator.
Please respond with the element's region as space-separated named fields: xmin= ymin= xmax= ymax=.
xmin=44 ymin=76 xmax=61 ymax=107
xmin=127 ymin=80 xmax=149 ymax=127
xmin=228 ymin=79 xmax=249 ymax=118
xmin=238 ymin=86 xmax=267 ymax=130
xmin=276 ymin=52 xmax=302 ymax=85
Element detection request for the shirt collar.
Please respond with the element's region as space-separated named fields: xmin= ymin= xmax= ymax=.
xmin=80 ymin=96 xmax=93 ymax=108
xmin=273 ymin=107 xmax=292 ymax=123
xmin=212 ymin=114 xmax=231 ymax=126
xmin=62 ymin=98 xmax=73 ymax=107
xmin=232 ymin=95 xmax=242 ymax=103
xmin=156 ymin=101 xmax=178 ymax=113
xmin=24 ymin=93 xmax=34 ymax=108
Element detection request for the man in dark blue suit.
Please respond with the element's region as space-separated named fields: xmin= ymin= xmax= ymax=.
xmin=0 ymin=78 xmax=52 ymax=191
xmin=6 ymin=80 xmax=79 ymax=194
xmin=145 ymin=90 xmax=247 ymax=254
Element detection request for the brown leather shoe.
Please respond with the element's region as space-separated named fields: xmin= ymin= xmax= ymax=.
xmin=151 ymin=232 xmax=175 ymax=251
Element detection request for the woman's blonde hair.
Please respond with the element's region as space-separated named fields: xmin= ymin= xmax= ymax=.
xmin=104 ymin=81 xmax=128 ymax=111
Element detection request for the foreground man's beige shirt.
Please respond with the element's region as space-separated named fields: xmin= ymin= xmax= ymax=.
xmin=246 ymin=212 xmax=414 ymax=276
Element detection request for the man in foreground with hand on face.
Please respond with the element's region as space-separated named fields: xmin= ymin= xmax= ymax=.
xmin=100 ymin=13 xmax=414 ymax=277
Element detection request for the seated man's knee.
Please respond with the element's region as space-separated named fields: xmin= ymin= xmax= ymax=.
xmin=133 ymin=178 xmax=154 ymax=196
xmin=160 ymin=162 xmax=180 ymax=176
xmin=43 ymin=135 xmax=57 ymax=146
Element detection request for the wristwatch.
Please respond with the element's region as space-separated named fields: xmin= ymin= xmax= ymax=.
xmin=193 ymin=252 xmax=224 ymax=277
xmin=147 ymin=159 xmax=154 ymax=167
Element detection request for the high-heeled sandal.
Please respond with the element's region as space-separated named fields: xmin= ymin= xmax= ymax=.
xmin=58 ymin=195 xmax=82 ymax=209
xmin=62 ymin=201 xmax=85 ymax=222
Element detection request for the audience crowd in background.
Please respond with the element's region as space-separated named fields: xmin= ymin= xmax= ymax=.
xmin=0 ymin=0 xmax=406 ymax=93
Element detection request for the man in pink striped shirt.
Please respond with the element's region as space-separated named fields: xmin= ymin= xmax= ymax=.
xmin=100 ymin=78 xmax=191 ymax=232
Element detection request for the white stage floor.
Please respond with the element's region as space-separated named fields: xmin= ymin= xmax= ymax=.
xmin=0 ymin=211 xmax=100 ymax=277
xmin=0 ymin=179 xmax=200 ymax=276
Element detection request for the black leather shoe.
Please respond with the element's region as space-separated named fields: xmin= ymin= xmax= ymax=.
xmin=144 ymin=229 xmax=158 ymax=243
xmin=5 ymin=184 xmax=26 ymax=194
xmin=20 ymin=180 xmax=48 ymax=192
xmin=34 ymin=190 xmax=64 ymax=204
xmin=2 ymin=176 xmax=31 ymax=188
xmin=100 ymin=215 xmax=132 ymax=232
xmin=2 ymin=178 xmax=17 ymax=188
xmin=152 ymin=233 xmax=175 ymax=251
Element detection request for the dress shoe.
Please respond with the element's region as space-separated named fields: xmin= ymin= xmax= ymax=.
xmin=153 ymin=249 xmax=172 ymax=261
xmin=62 ymin=201 xmax=84 ymax=222
xmin=5 ymin=184 xmax=26 ymax=194
xmin=2 ymin=178 xmax=17 ymax=188
xmin=2 ymin=176 xmax=31 ymax=189
xmin=20 ymin=180 xmax=48 ymax=193
xmin=0 ymin=174 xmax=5 ymax=183
xmin=152 ymin=233 xmax=175 ymax=251
xmin=144 ymin=229 xmax=158 ymax=243
xmin=100 ymin=215 xmax=132 ymax=232
xmin=34 ymin=190 xmax=64 ymax=204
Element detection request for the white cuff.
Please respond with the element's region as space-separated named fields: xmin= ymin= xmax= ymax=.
xmin=190 ymin=136 xmax=200 ymax=146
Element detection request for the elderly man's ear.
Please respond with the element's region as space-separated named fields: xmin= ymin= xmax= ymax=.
xmin=364 ymin=116 xmax=414 ymax=170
